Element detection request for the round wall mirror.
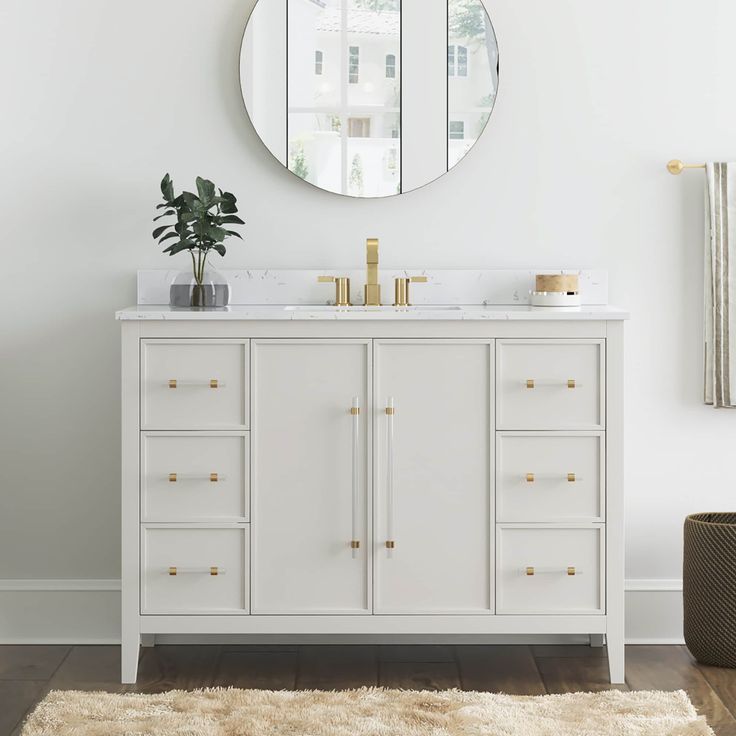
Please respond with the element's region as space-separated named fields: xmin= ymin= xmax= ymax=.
xmin=240 ymin=0 xmax=499 ymax=198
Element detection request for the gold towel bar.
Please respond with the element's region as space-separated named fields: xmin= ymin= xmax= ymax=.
xmin=667 ymin=160 xmax=706 ymax=175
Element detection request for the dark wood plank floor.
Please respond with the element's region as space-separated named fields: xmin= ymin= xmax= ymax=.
xmin=3 ymin=644 xmax=736 ymax=735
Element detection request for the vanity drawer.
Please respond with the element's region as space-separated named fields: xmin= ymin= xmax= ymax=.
xmin=496 ymin=340 xmax=604 ymax=430
xmin=141 ymin=433 xmax=249 ymax=522
xmin=141 ymin=340 xmax=249 ymax=429
xmin=141 ymin=525 xmax=249 ymax=614
xmin=496 ymin=525 xmax=604 ymax=614
xmin=496 ymin=432 xmax=604 ymax=522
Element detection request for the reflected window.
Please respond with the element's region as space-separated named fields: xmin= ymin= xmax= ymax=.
xmin=282 ymin=0 xmax=402 ymax=196
xmin=449 ymin=120 xmax=465 ymax=140
xmin=349 ymin=46 xmax=360 ymax=84
xmin=457 ymin=46 xmax=468 ymax=76
xmin=448 ymin=45 xmax=468 ymax=77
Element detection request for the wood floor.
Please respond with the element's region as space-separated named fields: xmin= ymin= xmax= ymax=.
xmin=3 ymin=644 xmax=736 ymax=735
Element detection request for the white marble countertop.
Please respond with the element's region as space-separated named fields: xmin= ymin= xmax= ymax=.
xmin=116 ymin=305 xmax=629 ymax=321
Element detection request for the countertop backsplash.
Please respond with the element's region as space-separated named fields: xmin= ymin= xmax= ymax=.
xmin=136 ymin=269 xmax=608 ymax=306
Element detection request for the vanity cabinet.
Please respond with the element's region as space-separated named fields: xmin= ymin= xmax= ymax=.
xmin=120 ymin=313 xmax=624 ymax=686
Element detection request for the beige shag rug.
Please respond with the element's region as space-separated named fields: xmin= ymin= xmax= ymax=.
xmin=21 ymin=687 xmax=713 ymax=736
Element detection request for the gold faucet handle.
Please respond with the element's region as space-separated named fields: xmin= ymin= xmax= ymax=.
xmin=317 ymin=275 xmax=351 ymax=307
xmin=394 ymin=275 xmax=428 ymax=307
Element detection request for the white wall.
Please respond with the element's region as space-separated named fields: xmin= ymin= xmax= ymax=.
xmin=1 ymin=0 xmax=735 ymax=642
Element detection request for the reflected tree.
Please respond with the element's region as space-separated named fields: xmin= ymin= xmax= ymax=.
xmin=449 ymin=0 xmax=497 ymax=84
xmin=350 ymin=154 xmax=365 ymax=196
xmin=290 ymin=143 xmax=309 ymax=180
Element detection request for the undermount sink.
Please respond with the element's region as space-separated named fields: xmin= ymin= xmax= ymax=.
xmin=283 ymin=305 xmax=462 ymax=312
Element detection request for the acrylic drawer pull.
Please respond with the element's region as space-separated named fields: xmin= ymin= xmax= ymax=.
xmin=385 ymin=397 xmax=396 ymax=552
xmin=524 ymin=566 xmax=580 ymax=576
xmin=524 ymin=379 xmax=578 ymax=389
xmin=350 ymin=397 xmax=360 ymax=557
xmin=523 ymin=473 xmax=581 ymax=483
xmin=167 ymin=379 xmax=222 ymax=389
xmin=167 ymin=566 xmax=225 ymax=576
xmin=167 ymin=473 xmax=223 ymax=483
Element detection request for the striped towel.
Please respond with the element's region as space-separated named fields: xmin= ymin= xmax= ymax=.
xmin=705 ymin=163 xmax=736 ymax=407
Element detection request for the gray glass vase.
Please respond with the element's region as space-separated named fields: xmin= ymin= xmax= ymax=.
xmin=169 ymin=267 xmax=230 ymax=308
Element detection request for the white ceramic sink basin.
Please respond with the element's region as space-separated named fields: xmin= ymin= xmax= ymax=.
xmin=283 ymin=305 xmax=462 ymax=312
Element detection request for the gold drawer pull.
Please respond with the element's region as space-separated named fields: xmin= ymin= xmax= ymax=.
xmin=168 ymin=473 xmax=222 ymax=483
xmin=526 ymin=473 xmax=535 ymax=483
xmin=167 ymin=379 xmax=221 ymax=389
xmin=525 ymin=379 xmax=579 ymax=389
xmin=167 ymin=566 xmax=225 ymax=576
xmin=385 ymin=540 xmax=396 ymax=549
xmin=350 ymin=540 xmax=360 ymax=549
xmin=523 ymin=566 xmax=581 ymax=576
xmin=567 ymin=473 xmax=576 ymax=482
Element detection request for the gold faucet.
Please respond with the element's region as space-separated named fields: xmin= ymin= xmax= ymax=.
xmin=364 ymin=238 xmax=381 ymax=306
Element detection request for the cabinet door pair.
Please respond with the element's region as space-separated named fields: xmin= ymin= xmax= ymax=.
xmin=251 ymin=339 xmax=493 ymax=615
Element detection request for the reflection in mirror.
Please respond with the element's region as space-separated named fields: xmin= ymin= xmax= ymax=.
xmin=240 ymin=0 xmax=498 ymax=198
xmin=287 ymin=0 xmax=401 ymax=197
xmin=448 ymin=0 xmax=499 ymax=168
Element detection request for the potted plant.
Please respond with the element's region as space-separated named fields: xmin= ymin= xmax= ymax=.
xmin=152 ymin=174 xmax=244 ymax=308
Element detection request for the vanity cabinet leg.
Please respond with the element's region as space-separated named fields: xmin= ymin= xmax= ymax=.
xmin=140 ymin=634 xmax=156 ymax=648
xmin=589 ymin=634 xmax=605 ymax=648
xmin=607 ymin=633 xmax=625 ymax=684
xmin=121 ymin=635 xmax=140 ymax=684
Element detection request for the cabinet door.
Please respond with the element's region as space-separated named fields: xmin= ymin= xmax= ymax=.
xmin=374 ymin=340 xmax=493 ymax=613
xmin=252 ymin=340 xmax=371 ymax=614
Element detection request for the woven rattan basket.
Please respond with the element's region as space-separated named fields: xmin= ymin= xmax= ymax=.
xmin=684 ymin=512 xmax=736 ymax=667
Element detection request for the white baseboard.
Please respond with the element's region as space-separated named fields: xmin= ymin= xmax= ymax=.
xmin=0 ymin=579 xmax=684 ymax=645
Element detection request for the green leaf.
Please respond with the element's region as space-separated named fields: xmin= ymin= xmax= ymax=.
xmin=212 ymin=243 xmax=226 ymax=256
xmin=219 ymin=214 xmax=244 ymax=225
xmin=152 ymin=224 xmax=171 ymax=239
xmin=160 ymin=174 xmax=174 ymax=203
xmin=181 ymin=191 xmax=199 ymax=209
xmin=153 ymin=210 xmax=175 ymax=221
xmin=163 ymin=240 xmax=195 ymax=255
xmin=207 ymin=225 xmax=227 ymax=242
xmin=196 ymin=177 xmax=216 ymax=205
xmin=156 ymin=202 xmax=172 ymax=210
xmin=158 ymin=232 xmax=180 ymax=243
xmin=224 ymin=230 xmax=243 ymax=239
